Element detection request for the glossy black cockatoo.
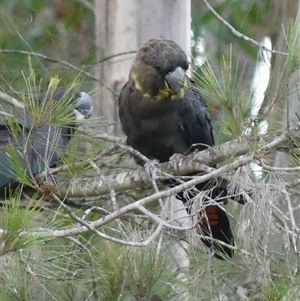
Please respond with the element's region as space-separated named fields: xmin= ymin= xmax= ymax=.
xmin=0 ymin=87 xmax=93 ymax=190
xmin=118 ymin=38 xmax=237 ymax=259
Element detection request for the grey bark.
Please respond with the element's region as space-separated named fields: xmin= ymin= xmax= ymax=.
xmin=271 ymin=0 xmax=300 ymax=256
xmin=94 ymin=0 xmax=191 ymax=135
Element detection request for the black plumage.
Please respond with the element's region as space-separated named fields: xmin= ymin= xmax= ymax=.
xmin=0 ymin=87 xmax=93 ymax=190
xmin=118 ymin=38 xmax=234 ymax=259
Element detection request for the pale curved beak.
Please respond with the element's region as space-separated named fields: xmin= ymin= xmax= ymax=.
xmin=74 ymin=91 xmax=94 ymax=120
xmin=165 ymin=66 xmax=186 ymax=93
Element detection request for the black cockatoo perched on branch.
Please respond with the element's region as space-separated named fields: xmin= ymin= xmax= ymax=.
xmin=0 ymin=87 xmax=93 ymax=190
xmin=118 ymin=38 xmax=236 ymax=259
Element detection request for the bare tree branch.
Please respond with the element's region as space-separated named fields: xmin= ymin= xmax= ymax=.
xmin=257 ymin=158 xmax=300 ymax=172
xmin=202 ymin=0 xmax=288 ymax=56
xmin=75 ymin=0 xmax=94 ymax=12
xmin=0 ymin=111 xmax=14 ymax=117
xmin=0 ymin=91 xmax=25 ymax=109
xmin=56 ymin=122 xmax=300 ymax=198
xmin=77 ymin=127 xmax=124 ymax=144
xmin=92 ymin=51 xmax=137 ymax=66
xmin=0 ymin=49 xmax=118 ymax=96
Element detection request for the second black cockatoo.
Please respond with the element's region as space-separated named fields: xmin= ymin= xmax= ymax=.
xmin=118 ymin=38 xmax=235 ymax=259
xmin=0 ymin=87 xmax=93 ymax=190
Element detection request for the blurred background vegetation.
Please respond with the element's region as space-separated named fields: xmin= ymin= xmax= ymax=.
xmin=0 ymin=0 xmax=95 ymax=89
xmin=1 ymin=0 xmax=300 ymax=300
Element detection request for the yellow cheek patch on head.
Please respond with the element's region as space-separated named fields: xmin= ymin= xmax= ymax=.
xmin=156 ymin=78 xmax=187 ymax=101
xmin=155 ymin=79 xmax=177 ymax=100
xmin=155 ymin=87 xmax=186 ymax=101
xmin=131 ymin=73 xmax=151 ymax=98
xmin=131 ymin=71 xmax=187 ymax=101
xmin=131 ymin=73 xmax=143 ymax=91
xmin=156 ymin=88 xmax=173 ymax=100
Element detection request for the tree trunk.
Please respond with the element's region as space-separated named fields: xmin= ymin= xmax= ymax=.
xmin=94 ymin=0 xmax=191 ymax=135
xmin=270 ymin=0 xmax=300 ymax=255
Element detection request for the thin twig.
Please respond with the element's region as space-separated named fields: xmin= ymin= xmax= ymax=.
xmin=92 ymin=51 xmax=137 ymax=66
xmin=281 ymin=189 xmax=299 ymax=253
xmin=257 ymin=158 xmax=300 ymax=172
xmin=75 ymin=0 xmax=94 ymax=12
xmin=0 ymin=111 xmax=14 ymax=117
xmin=0 ymin=91 xmax=25 ymax=109
xmin=0 ymin=74 xmax=21 ymax=95
xmin=202 ymin=0 xmax=288 ymax=56
xmin=0 ymin=49 xmax=118 ymax=96
xmin=38 ymin=144 xmax=120 ymax=180
xmin=77 ymin=127 xmax=124 ymax=143
xmin=48 ymin=193 xmax=165 ymax=246
xmin=88 ymin=159 xmax=127 ymax=237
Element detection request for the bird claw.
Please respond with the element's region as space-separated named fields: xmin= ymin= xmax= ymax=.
xmin=169 ymin=153 xmax=184 ymax=174
xmin=144 ymin=159 xmax=160 ymax=181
